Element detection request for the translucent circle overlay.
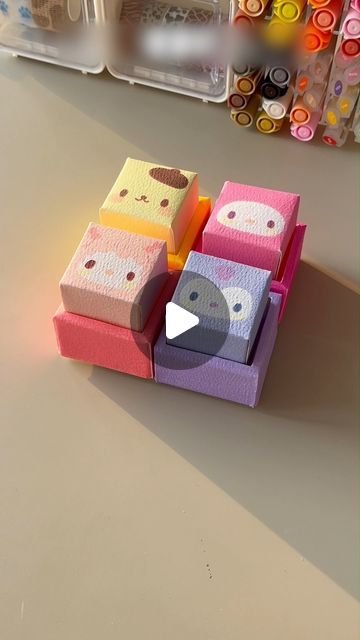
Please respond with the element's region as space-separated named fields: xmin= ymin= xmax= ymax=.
xmin=130 ymin=271 xmax=232 ymax=371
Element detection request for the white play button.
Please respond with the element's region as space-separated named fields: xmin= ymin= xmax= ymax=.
xmin=165 ymin=302 xmax=199 ymax=340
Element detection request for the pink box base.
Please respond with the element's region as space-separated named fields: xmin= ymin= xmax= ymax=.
xmin=53 ymin=274 xmax=178 ymax=379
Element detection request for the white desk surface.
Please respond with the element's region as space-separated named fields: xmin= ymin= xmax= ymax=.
xmin=0 ymin=56 xmax=358 ymax=640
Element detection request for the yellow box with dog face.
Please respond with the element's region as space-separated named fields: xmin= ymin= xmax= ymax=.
xmin=99 ymin=158 xmax=199 ymax=254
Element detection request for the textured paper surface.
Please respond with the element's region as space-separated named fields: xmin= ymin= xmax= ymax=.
xmin=202 ymin=182 xmax=300 ymax=277
xmin=60 ymin=223 xmax=167 ymax=332
xmin=100 ymin=158 xmax=199 ymax=253
xmin=271 ymin=223 xmax=307 ymax=322
xmin=168 ymin=196 xmax=211 ymax=270
xmin=155 ymin=292 xmax=281 ymax=407
xmin=54 ymin=273 xmax=178 ymax=379
xmin=170 ymin=251 xmax=272 ymax=364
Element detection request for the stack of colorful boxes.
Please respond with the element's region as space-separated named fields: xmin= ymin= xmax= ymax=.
xmin=53 ymin=158 xmax=306 ymax=407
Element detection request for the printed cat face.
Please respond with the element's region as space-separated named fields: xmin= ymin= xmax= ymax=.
xmin=78 ymin=252 xmax=143 ymax=291
xmin=179 ymin=277 xmax=253 ymax=322
xmin=217 ymin=201 xmax=285 ymax=237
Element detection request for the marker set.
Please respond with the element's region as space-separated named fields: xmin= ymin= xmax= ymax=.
xmin=290 ymin=49 xmax=332 ymax=139
xmin=1 ymin=0 xmax=358 ymax=142
xmin=229 ymin=0 xmax=300 ymax=132
xmin=53 ymin=158 xmax=306 ymax=407
xmin=229 ymin=0 xmax=359 ymax=145
xmin=320 ymin=0 xmax=360 ymax=144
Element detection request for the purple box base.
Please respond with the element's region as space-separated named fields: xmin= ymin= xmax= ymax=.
xmin=154 ymin=292 xmax=281 ymax=407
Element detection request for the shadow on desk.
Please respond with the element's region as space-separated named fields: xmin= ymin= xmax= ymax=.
xmin=90 ymin=262 xmax=359 ymax=600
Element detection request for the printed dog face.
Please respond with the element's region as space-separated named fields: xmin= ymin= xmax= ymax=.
xmin=110 ymin=161 xmax=193 ymax=220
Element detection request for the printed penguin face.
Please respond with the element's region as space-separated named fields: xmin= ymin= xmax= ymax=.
xmin=217 ymin=201 xmax=285 ymax=237
xmin=221 ymin=287 xmax=253 ymax=321
xmin=79 ymin=252 xmax=143 ymax=291
xmin=179 ymin=277 xmax=252 ymax=322
xmin=113 ymin=166 xmax=189 ymax=217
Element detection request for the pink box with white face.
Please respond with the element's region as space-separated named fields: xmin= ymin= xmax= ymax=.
xmin=60 ymin=223 xmax=167 ymax=332
xmin=202 ymin=182 xmax=300 ymax=277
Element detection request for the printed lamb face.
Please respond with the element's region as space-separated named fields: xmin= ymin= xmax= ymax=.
xmin=179 ymin=277 xmax=253 ymax=322
xmin=60 ymin=223 xmax=167 ymax=331
xmin=78 ymin=251 xmax=143 ymax=293
xmin=216 ymin=201 xmax=285 ymax=237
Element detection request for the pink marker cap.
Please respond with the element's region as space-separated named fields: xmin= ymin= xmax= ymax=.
xmin=291 ymin=111 xmax=321 ymax=141
xmin=343 ymin=9 xmax=360 ymax=38
xmin=344 ymin=62 xmax=360 ymax=85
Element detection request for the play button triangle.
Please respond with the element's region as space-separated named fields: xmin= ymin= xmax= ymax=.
xmin=165 ymin=302 xmax=199 ymax=340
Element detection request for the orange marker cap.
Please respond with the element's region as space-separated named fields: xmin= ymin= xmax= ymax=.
xmin=303 ymin=24 xmax=331 ymax=52
xmin=290 ymin=99 xmax=311 ymax=123
xmin=308 ymin=0 xmax=331 ymax=8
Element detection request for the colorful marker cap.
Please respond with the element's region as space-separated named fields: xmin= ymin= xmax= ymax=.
xmin=233 ymin=62 xmax=251 ymax=76
xmin=275 ymin=1 xmax=299 ymax=22
xmin=297 ymin=73 xmax=311 ymax=93
xmin=303 ymin=24 xmax=331 ymax=52
xmin=256 ymin=112 xmax=278 ymax=132
xmin=313 ymin=8 xmax=335 ymax=31
xmin=334 ymin=79 xmax=344 ymax=95
xmin=343 ymin=15 xmax=360 ymax=38
xmin=229 ymin=93 xmax=247 ymax=109
xmin=309 ymin=0 xmax=331 ymax=7
xmin=235 ymin=111 xmax=252 ymax=126
xmin=261 ymin=82 xmax=281 ymax=99
xmin=238 ymin=77 xmax=255 ymax=94
xmin=303 ymin=91 xmax=318 ymax=110
xmin=341 ymin=39 xmax=360 ymax=58
xmin=270 ymin=66 xmax=290 ymax=86
xmin=326 ymin=108 xmax=339 ymax=126
xmin=267 ymin=102 xmax=285 ymax=118
xmin=291 ymin=107 xmax=310 ymax=123
xmin=338 ymin=96 xmax=354 ymax=116
xmin=233 ymin=10 xmax=254 ymax=27
xmin=243 ymin=0 xmax=263 ymax=15
xmin=296 ymin=123 xmax=314 ymax=140
xmin=304 ymin=31 xmax=321 ymax=52
xmin=322 ymin=134 xmax=337 ymax=145
xmin=344 ymin=63 xmax=360 ymax=85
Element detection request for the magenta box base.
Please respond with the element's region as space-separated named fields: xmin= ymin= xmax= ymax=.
xmin=270 ymin=224 xmax=306 ymax=322
xmin=53 ymin=274 xmax=178 ymax=380
xmin=154 ymin=292 xmax=281 ymax=407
